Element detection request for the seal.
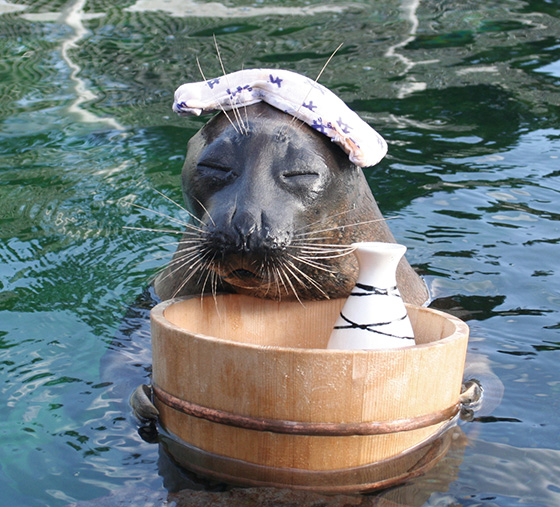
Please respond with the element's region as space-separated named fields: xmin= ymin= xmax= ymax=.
xmin=154 ymin=102 xmax=429 ymax=306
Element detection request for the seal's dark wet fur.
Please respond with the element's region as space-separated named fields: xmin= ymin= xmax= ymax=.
xmin=155 ymin=103 xmax=428 ymax=305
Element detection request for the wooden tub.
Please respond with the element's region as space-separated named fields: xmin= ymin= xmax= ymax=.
xmin=151 ymin=295 xmax=469 ymax=491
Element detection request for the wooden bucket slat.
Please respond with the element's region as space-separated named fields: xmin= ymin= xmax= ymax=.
xmin=151 ymin=295 xmax=469 ymax=472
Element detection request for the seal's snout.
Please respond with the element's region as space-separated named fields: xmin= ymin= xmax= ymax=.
xmin=207 ymin=206 xmax=292 ymax=257
xmin=207 ymin=223 xmax=291 ymax=257
xmin=203 ymin=210 xmax=294 ymax=291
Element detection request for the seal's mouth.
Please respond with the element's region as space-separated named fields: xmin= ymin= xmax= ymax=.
xmin=219 ymin=257 xmax=265 ymax=288
xmin=228 ymin=268 xmax=259 ymax=279
xmin=217 ymin=254 xmax=263 ymax=280
xmin=222 ymin=267 xmax=265 ymax=290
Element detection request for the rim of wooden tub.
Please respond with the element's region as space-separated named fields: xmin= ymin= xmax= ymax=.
xmin=151 ymin=295 xmax=468 ymax=354
xmin=151 ymin=295 xmax=469 ymax=437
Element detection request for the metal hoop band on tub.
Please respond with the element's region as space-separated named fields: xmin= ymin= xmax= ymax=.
xmin=153 ymin=385 xmax=459 ymax=437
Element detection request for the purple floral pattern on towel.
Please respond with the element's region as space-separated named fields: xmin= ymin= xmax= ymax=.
xmin=173 ymin=68 xmax=387 ymax=168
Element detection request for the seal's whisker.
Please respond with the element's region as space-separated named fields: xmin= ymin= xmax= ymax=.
xmin=171 ymin=238 xmax=209 ymax=249
xmin=130 ymin=203 xmax=200 ymax=231
xmin=294 ymin=217 xmax=394 ymax=238
xmin=159 ymin=244 xmax=207 ymax=268
xmin=156 ymin=250 xmax=206 ymax=275
xmin=301 ymin=252 xmax=355 ymax=260
xmin=213 ymin=34 xmax=247 ymax=135
xmin=156 ymin=239 xmax=203 ymax=249
xmin=267 ymin=259 xmax=283 ymax=300
xmin=196 ymin=56 xmax=240 ymax=135
xmin=154 ymin=255 xmax=201 ymax=287
xmin=193 ymin=197 xmax=216 ymax=227
xmin=288 ymin=42 xmax=344 ymax=129
xmin=145 ymin=249 xmax=201 ymax=285
xmin=124 ymin=225 xmax=196 ymax=236
xmin=295 ymin=246 xmax=356 ymax=259
xmin=286 ymin=252 xmax=334 ymax=274
xmin=284 ymin=260 xmax=327 ymax=302
xmin=207 ymin=269 xmax=222 ymax=318
xmin=171 ymin=254 xmax=211 ymax=298
xmin=286 ymin=259 xmax=329 ymax=299
xmin=290 ymin=242 xmax=355 ymax=252
xmin=291 ymin=236 xmax=339 ymax=244
xmin=131 ymin=250 xmax=177 ymax=268
xmin=293 ymin=208 xmax=355 ymax=234
xmin=198 ymin=255 xmax=215 ymax=300
xmin=289 ymin=244 xmax=355 ymax=257
xmin=133 ymin=241 xmax=202 ymax=271
xmin=263 ymin=263 xmax=275 ymax=299
xmin=259 ymin=259 xmax=277 ymax=300
xmin=157 ymin=247 xmax=209 ymax=285
xmin=296 ymin=250 xmax=354 ymax=259
xmin=152 ymin=188 xmax=206 ymax=227
xmin=282 ymin=261 xmax=307 ymax=290
xmin=169 ymin=228 xmax=204 ymax=238
xmin=274 ymin=264 xmax=290 ymax=303
xmin=211 ymin=267 xmax=220 ymax=301
xmin=272 ymin=265 xmax=284 ymax=302
xmin=278 ymin=264 xmax=303 ymax=305
xmin=241 ymin=64 xmax=250 ymax=135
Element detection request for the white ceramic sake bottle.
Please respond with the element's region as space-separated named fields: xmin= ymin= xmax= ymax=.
xmin=327 ymin=241 xmax=415 ymax=350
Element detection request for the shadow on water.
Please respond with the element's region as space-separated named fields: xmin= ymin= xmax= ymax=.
xmin=1 ymin=0 xmax=560 ymax=505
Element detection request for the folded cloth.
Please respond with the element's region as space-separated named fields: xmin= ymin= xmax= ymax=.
xmin=173 ymin=68 xmax=387 ymax=168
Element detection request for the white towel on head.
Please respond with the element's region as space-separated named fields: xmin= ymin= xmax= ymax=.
xmin=173 ymin=68 xmax=387 ymax=168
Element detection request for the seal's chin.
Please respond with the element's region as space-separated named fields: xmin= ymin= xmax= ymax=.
xmin=223 ymin=268 xmax=264 ymax=289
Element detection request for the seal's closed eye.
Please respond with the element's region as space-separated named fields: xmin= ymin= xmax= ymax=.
xmin=282 ymin=170 xmax=321 ymax=180
xmin=197 ymin=162 xmax=236 ymax=174
xmin=195 ymin=161 xmax=238 ymax=188
xmin=197 ymin=162 xmax=233 ymax=172
xmin=280 ymin=169 xmax=325 ymax=198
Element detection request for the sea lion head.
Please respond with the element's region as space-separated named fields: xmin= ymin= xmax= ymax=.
xmin=155 ymin=103 xmax=428 ymax=304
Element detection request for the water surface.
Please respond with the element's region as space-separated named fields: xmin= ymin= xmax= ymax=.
xmin=1 ymin=0 xmax=559 ymax=505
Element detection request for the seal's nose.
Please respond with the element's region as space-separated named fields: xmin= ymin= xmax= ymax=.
xmin=233 ymin=211 xmax=258 ymax=252
xmin=206 ymin=203 xmax=292 ymax=257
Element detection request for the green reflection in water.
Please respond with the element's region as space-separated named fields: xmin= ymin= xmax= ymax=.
xmin=1 ymin=0 xmax=559 ymax=505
